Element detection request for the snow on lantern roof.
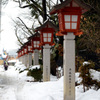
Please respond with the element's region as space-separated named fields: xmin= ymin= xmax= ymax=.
xmin=50 ymin=0 xmax=91 ymax=15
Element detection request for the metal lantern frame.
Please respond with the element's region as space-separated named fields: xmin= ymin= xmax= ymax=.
xmin=21 ymin=46 xmax=25 ymax=56
xmin=17 ymin=49 xmax=21 ymax=58
xmin=26 ymin=41 xmax=33 ymax=53
xmin=25 ymin=40 xmax=33 ymax=54
xmin=23 ymin=44 xmax=28 ymax=55
xmin=30 ymin=33 xmax=41 ymax=50
xmin=40 ymin=27 xmax=54 ymax=46
xmin=50 ymin=0 xmax=91 ymax=36
xmin=35 ymin=20 xmax=58 ymax=46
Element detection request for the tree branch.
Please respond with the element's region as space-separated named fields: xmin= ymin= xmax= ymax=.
xmin=15 ymin=27 xmax=23 ymax=46
xmin=17 ymin=17 xmax=33 ymax=35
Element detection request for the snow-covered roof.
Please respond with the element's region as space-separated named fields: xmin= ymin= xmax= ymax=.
xmin=8 ymin=59 xmax=17 ymax=63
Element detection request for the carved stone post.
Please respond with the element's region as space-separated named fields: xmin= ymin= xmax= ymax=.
xmin=64 ymin=33 xmax=75 ymax=100
xmin=43 ymin=44 xmax=51 ymax=82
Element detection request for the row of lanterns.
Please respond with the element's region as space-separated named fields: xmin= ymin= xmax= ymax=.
xmin=17 ymin=20 xmax=58 ymax=66
xmin=17 ymin=0 xmax=90 ymax=59
xmin=17 ymin=0 xmax=91 ymax=100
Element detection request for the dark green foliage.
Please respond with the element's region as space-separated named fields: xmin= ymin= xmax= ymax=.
xmin=39 ymin=59 xmax=43 ymax=65
xmin=75 ymin=56 xmax=84 ymax=72
xmin=27 ymin=68 xmax=42 ymax=82
xmin=79 ymin=60 xmax=95 ymax=92
xmin=54 ymin=43 xmax=63 ymax=67
xmin=76 ymin=0 xmax=100 ymax=70
xmin=32 ymin=59 xmax=34 ymax=65
xmin=50 ymin=54 xmax=57 ymax=76
xmin=91 ymin=79 xmax=100 ymax=90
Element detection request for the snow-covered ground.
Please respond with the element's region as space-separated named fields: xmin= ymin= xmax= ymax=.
xmin=0 ymin=61 xmax=100 ymax=100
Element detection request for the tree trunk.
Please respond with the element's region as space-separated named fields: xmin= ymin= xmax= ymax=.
xmin=42 ymin=0 xmax=47 ymax=22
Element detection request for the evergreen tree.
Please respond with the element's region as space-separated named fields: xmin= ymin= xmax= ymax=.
xmin=78 ymin=60 xmax=95 ymax=92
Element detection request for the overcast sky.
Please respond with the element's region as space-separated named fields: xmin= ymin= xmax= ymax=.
xmin=0 ymin=0 xmax=33 ymax=54
xmin=0 ymin=0 xmax=57 ymax=54
xmin=1 ymin=1 xmax=20 ymax=53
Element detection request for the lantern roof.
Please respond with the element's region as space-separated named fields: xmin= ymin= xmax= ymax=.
xmin=35 ymin=20 xmax=58 ymax=32
xmin=21 ymin=44 xmax=26 ymax=49
xmin=50 ymin=0 xmax=91 ymax=14
xmin=16 ymin=49 xmax=21 ymax=53
xmin=28 ymin=32 xmax=40 ymax=40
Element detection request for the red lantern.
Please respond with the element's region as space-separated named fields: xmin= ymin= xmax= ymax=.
xmin=19 ymin=50 xmax=22 ymax=57
xmin=17 ymin=49 xmax=21 ymax=58
xmin=21 ymin=46 xmax=25 ymax=56
xmin=35 ymin=20 xmax=58 ymax=46
xmin=50 ymin=0 xmax=90 ymax=36
xmin=23 ymin=44 xmax=27 ymax=55
xmin=27 ymin=41 xmax=33 ymax=53
xmin=19 ymin=49 xmax=22 ymax=57
xmin=28 ymin=32 xmax=41 ymax=50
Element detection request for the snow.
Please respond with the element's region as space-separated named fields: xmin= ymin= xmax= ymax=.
xmin=2 ymin=54 xmax=7 ymax=59
xmin=83 ymin=61 xmax=90 ymax=66
xmin=90 ymin=69 xmax=100 ymax=82
xmin=29 ymin=65 xmax=40 ymax=70
xmin=75 ymin=72 xmax=82 ymax=84
xmin=0 ymin=61 xmax=100 ymax=100
xmin=8 ymin=59 xmax=17 ymax=63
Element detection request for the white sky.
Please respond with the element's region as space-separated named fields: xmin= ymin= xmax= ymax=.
xmin=1 ymin=1 xmax=18 ymax=53
xmin=0 ymin=0 xmax=57 ymax=54
xmin=0 ymin=0 xmax=33 ymax=53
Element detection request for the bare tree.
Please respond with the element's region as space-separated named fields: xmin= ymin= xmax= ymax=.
xmin=12 ymin=17 xmax=35 ymax=46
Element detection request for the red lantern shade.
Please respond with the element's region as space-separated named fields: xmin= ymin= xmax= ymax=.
xmin=40 ymin=28 xmax=54 ymax=46
xmin=50 ymin=0 xmax=91 ymax=36
xmin=28 ymin=32 xmax=41 ymax=50
xmin=19 ymin=51 xmax=22 ymax=57
xmin=27 ymin=41 xmax=33 ymax=53
xmin=22 ymin=43 xmax=28 ymax=55
xmin=24 ymin=47 xmax=27 ymax=54
xmin=17 ymin=49 xmax=22 ymax=58
xmin=21 ymin=48 xmax=24 ymax=56
xmin=35 ymin=20 xmax=58 ymax=46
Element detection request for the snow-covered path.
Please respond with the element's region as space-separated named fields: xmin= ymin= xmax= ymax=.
xmin=0 ymin=63 xmax=100 ymax=100
xmin=0 ymin=64 xmax=61 ymax=100
xmin=0 ymin=66 xmax=26 ymax=100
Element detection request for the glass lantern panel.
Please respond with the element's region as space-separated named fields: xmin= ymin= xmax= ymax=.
xmin=65 ymin=23 xmax=70 ymax=29
xmin=34 ymin=41 xmax=36 ymax=44
xmin=28 ymin=48 xmax=30 ymax=51
xmin=28 ymin=46 xmax=30 ymax=51
xmin=37 ymin=45 xmax=39 ymax=47
xmin=64 ymin=15 xmax=70 ymax=21
xmin=43 ymin=33 xmax=47 ymax=37
xmin=48 ymin=38 xmax=51 ymax=42
xmin=34 ymin=45 xmax=36 ymax=47
xmin=44 ymin=38 xmax=47 ymax=42
xmin=72 ymin=15 xmax=78 ymax=21
xmin=48 ymin=33 xmax=52 ymax=37
xmin=72 ymin=23 xmax=77 ymax=29
xmin=37 ymin=41 xmax=39 ymax=44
